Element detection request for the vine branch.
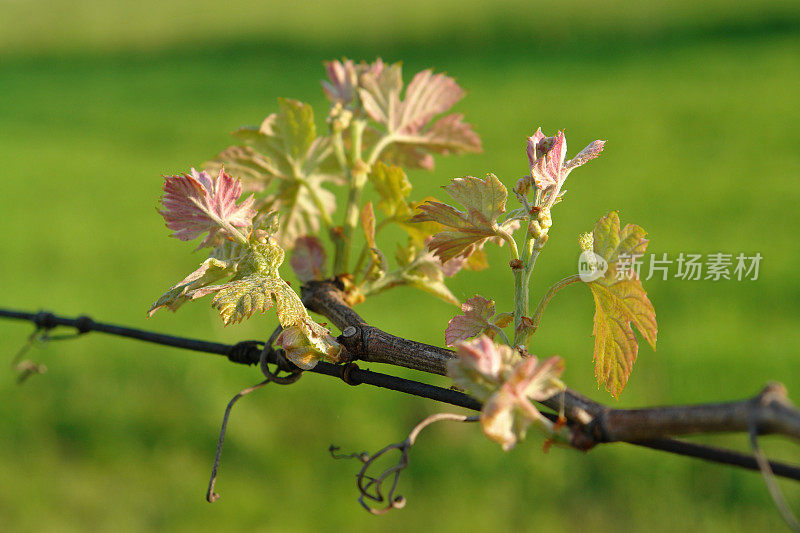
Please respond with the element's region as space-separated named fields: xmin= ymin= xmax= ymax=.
xmin=2 ymin=302 xmax=800 ymax=484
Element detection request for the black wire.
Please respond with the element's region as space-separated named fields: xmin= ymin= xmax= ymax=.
xmin=1 ymin=307 xmax=799 ymax=482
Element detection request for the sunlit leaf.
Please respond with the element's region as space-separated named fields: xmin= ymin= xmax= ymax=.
xmin=205 ymin=98 xmax=339 ymax=247
xmin=585 ymin=211 xmax=657 ymax=398
xmin=480 ymin=355 xmax=565 ymax=451
xmin=321 ymin=58 xmax=385 ymax=107
xmin=522 ymin=128 xmax=606 ymax=209
xmin=360 ymin=202 xmax=387 ymax=283
xmin=368 ymin=162 xmax=411 ymax=218
xmin=147 ymin=257 xmax=237 ymax=316
xmin=445 ymin=295 xmax=508 ymax=346
xmin=447 ymin=336 xmax=565 ymax=450
xmin=447 ymin=335 xmax=512 ymax=400
xmin=411 ymin=173 xmax=512 ymax=263
xmin=276 ymin=321 xmax=342 ymax=370
xmin=359 ymin=63 xmax=481 ymax=168
xmin=159 ymin=168 xmax=256 ymax=249
xmin=402 ymin=269 xmax=459 ymax=306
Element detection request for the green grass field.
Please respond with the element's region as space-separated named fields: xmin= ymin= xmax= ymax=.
xmin=1 ymin=2 xmax=799 ymax=531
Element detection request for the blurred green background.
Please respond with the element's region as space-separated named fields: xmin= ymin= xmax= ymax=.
xmin=1 ymin=1 xmax=799 ymax=531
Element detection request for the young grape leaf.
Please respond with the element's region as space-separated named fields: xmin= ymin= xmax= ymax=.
xmin=321 ymin=58 xmax=385 ymax=107
xmin=480 ymin=355 xmax=565 ymax=451
xmin=447 ymin=335 xmax=564 ymax=450
xmin=585 ymin=212 xmax=657 ymax=398
xmin=445 ymin=295 xmax=511 ymax=346
xmin=523 ymin=128 xmax=606 ymax=209
xmin=410 ymin=173 xmax=514 ymax=263
xmin=401 ymin=263 xmax=459 ymax=306
xmin=147 ymin=257 xmax=237 ymax=316
xmin=358 ymin=63 xmax=481 ymax=168
xmin=205 ymin=98 xmax=339 ymax=247
xmin=149 ymin=228 xmax=340 ymax=369
xmin=361 ymin=201 xmax=377 ymax=248
xmin=210 ymin=274 xmax=305 ymax=326
xmin=368 ymin=162 xmax=412 ymax=218
xmin=276 ymin=319 xmax=341 ymax=370
xmin=360 ymin=202 xmax=388 ymax=283
xmin=290 ymin=236 xmax=327 ymax=282
xmin=160 ymin=168 xmax=256 ymax=249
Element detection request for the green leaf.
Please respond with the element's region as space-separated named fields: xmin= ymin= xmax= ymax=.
xmin=150 ymin=222 xmax=341 ymax=369
xmin=410 ymin=173 xmax=510 ymax=263
xmin=147 ymin=241 xmax=249 ymax=316
xmin=275 ymin=97 xmax=316 ymax=159
xmin=147 ymin=257 xmax=237 ymax=316
xmin=585 ymin=212 xmax=657 ymax=398
xmin=368 ymin=162 xmax=411 ymax=218
xmin=403 ymin=272 xmax=460 ymax=306
xmin=211 ymin=274 xmax=306 ymax=326
xmin=205 ymin=99 xmax=338 ymax=248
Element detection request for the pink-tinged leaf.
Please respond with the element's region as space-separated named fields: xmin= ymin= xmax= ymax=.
xmin=321 ymin=59 xmax=359 ymax=105
xmin=585 ymin=212 xmax=657 ymax=398
xmin=566 ymin=140 xmax=606 ymax=171
xmin=290 ymin=236 xmax=327 ymax=282
xmin=480 ymin=355 xmax=564 ymax=450
xmin=447 ymin=335 xmax=565 ymax=450
xmin=526 ymin=127 xmax=546 ymax=166
xmin=420 ymin=113 xmax=482 ymax=155
xmin=395 ymin=69 xmax=464 ymax=135
xmin=359 ymin=63 xmax=481 ymax=168
xmin=445 ymin=295 xmax=498 ymax=346
xmin=529 ymin=130 xmax=567 ymax=192
xmin=358 ymin=61 xmax=403 ymax=125
xmin=524 ymin=128 xmax=606 ymax=209
xmin=411 ymin=174 xmax=509 ymax=263
xmin=447 ymin=335 xmax=513 ymax=396
xmin=160 ymin=168 xmax=256 ymax=249
xmin=321 ymin=58 xmax=386 ymax=106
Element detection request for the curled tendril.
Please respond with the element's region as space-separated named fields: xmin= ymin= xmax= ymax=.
xmin=330 ymin=413 xmax=478 ymax=514
xmin=206 ymin=335 xmax=303 ymax=503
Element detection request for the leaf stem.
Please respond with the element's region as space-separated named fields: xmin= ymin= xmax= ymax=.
xmin=512 ymin=217 xmax=537 ymax=346
xmin=528 ymin=274 xmax=582 ymax=335
xmin=498 ymin=230 xmax=519 ymax=261
xmin=366 ymin=133 xmax=396 ymax=167
xmin=353 ymin=218 xmax=392 ymax=280
xmin=295 ymin=178 xmax=334 ymax=229
xmin=488 ymin=323 xmax=512 ymax=346
xmin=197 ymin=202 xmax=250 ymax=247
xmin=334 ymin=120 xmax=369 ymax=275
